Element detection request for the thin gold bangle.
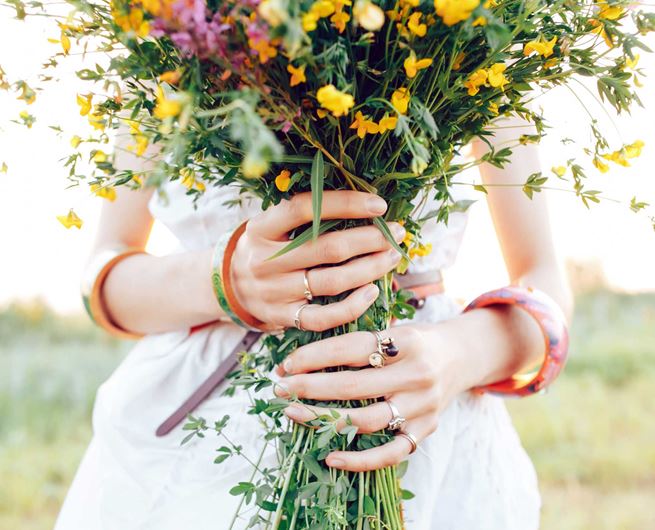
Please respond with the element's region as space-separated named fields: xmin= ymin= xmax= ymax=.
xmin=81 ymin=247 xmax=145 ymax=340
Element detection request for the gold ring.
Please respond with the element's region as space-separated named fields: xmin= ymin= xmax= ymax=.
xmin=386 ymin=399 xmax=406 ymax=431
xmin=303 ymin=270 xmax=314 ymax=302
xmin=368 ymin=350 xmax=386 ymax=368
xmin=294 ymin=303 xmax=310 ymax=331
xmin=397 ymin=430 xmax=418 ymax=454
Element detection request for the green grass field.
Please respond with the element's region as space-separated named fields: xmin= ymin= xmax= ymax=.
xmin=1 ymin=291 xmax=654 ymax=530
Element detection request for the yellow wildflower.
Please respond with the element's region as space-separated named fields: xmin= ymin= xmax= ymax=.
xmin=602 ymin=150 xmax=629 ymax=167
xmin=350 ymin=111 xmax=379 ymax=138
xmin=331 ymin=6 xmax=351 ymax=33
xmin=90 ymin=183 xmax=117 ymax=201
xmin=287 ymin=64 xmax=307 ymax=87
xmin=409 ymin=242 xmax=432 ymax=258
xmin=249 ymin=37 xmax=278 ymax=63
xmin=57 ymin=209 xmax=83 ymax=229
xmin=434 ymin=0 xmax=480 ymax=27
xmin=378 ymin=114 xmax=398 ymax=134
xmin=625 ymin=140 xmax=644 ymax=159
xmin=17 ymin=83 xmax=36 ymax=105
xmin=275 ymin=169 xmax=292 ymax=192
xmin=543 ymin=58 xmax=558 ymax=69
xmin=391 ymin=87 xmax=410 ymax=114
xmin=19 ymin=110 xmax=35 ymax=128
xmin=302 ymin=12 xmax=320 ymax=31
xmin=77 ymin=93 xmax=93 ymax=116
xmin=316 ymin=84 xmax=355 ymax=117
xmin=487 ymin=62 xmax=509 ymax=90
xmin=130 ymin=134 xmax=149 ymax=157
xmin=464 ymin=69 xmax=488 ymax=96
xmin=404 ymin=51 xmax=432 ymax=78
xmin=154 ymin=86 xmax=182 ymax=119
xmin=472 ymin=16 xmax=486 ymax=27
xmin=60 ymin=31 xmax=71 ymax=54
xmin=88 ymin=112 xmax=106 ymax=131
xmin=1 ymin=162 xmax=7 ymax=173
xmin=452 ymin=51 xmax=466 ymax=71
xmin=552 ymin=166 xmax=567 ymax=177
xmin=625 ymin=54 xmax=640 ymax=70
xmin=70 ymin=135 xmax=82 ymax=149
xmin=597 ymin=2 xmax=624 ymax=21
xmin=93 ymin=150 xmax=108 ymax=164
xmin=524 ymin=35 xmax=557 ymax=58
xmin=488 ymin=102 xmax=499 ymax=115
xmin=180 ymin=168 xmax=206 ymax=192
xmin=160 ymin=69 xmax=182 ymax=85
xmin=311 ymin=0 xmax=336 ymax=17
xmin=593 ymin=157 xmax=610 ymax=173
xmin=407 ymin=12 xmax=427 ymax=37
xmin=242 ymin=154 xmax=268 ymax=179
xmin=353 ymin=0 xmax=385 ymax=31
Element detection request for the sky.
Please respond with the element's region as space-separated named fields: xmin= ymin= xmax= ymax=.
xmin=0 ymin=10 xmax=653 ymax=314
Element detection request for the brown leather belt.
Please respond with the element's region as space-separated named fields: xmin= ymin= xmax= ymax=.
xmin=156 ymin=271 xmax=444 ymax=436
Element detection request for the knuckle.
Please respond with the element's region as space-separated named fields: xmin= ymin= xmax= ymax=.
xmin=321 ymin=237 xmax=350 ymax=263
xmin=287 ymin=194 xmax=308 ymax=222
xmin=288 ymin=375 xmax=307 ymax=398
xmin=410 ymin=358 xmax=436 ymax=388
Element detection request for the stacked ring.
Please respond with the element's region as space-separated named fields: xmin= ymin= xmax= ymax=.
xmin=294 ymin=303 xmax=310 ymax=331
xmin=303 ymin=270 xmax=314 ymax=302
xmin=397 ymin=430 xmax=418 ymax=454
xmin=386 ymin=400 xmax=406 ymax=431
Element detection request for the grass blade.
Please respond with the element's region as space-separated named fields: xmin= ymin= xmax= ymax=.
xmin=372 ymin=217 xmax=409 ymax=260
xmin=311 ymin=151 xmax=325 ymax=240
xmin=267 ymin=220 xmax=340 ymax=260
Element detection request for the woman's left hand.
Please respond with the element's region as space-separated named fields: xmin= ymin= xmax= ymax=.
xmin=274 ymin=324 xmax=468 ymax=472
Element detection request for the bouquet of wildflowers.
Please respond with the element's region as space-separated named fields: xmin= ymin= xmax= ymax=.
xmin=2 ymin=0 xmax=653 ymax=527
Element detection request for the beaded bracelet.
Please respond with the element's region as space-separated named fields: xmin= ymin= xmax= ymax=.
xmin=211 ymin=221 xmax=269 ymax=331
xmin=464 ymin=285 xmax=569 ymax=397
xmin=81 ymin=247 xmax=145 ymax=340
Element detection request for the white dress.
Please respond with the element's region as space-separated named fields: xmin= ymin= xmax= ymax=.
xmin=55 ymin=179 xmax=541 ymax=530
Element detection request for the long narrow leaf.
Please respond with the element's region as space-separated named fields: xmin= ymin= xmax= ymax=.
xmin=266 ymin=220 xmax=340 ymax=260
xmin=310 ymin=151 xmax=325 ymax=240
xmin=372 ymin=216 xmax=409 ymax=260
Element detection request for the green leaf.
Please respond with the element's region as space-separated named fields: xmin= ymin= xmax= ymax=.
xmin=266 ymin=220 xmax=340 ymax=260
xmin=311 ymin=150 xmax=325 ymax=240
xmin=372 ymin=217 xmax=408 ymax=260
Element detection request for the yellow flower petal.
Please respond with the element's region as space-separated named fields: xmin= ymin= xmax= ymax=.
xmin=57 ymin=209 xmax=83 ymax=229
xmin=275 ymin=169 xmax=292 ymax=192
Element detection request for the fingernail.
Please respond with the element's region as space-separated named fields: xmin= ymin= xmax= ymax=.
xmin=275 ymin=383 xmax=291 ymax=398
xmin=327 ymin=457 xmax=345 ymax=468
xmin=366 ymin=196 xmax=387 ymax=215
xmin=284 ymin=404 xmax=305 ymax=421
xmin=283 ymin=358 xmax=293 ymax=374
xmin=392 ymin=224 xmax=406 ymax=240
xmin=364 ymin=284 xmax=379 ymax=303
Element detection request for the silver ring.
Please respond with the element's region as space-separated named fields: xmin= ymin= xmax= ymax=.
xmin=397 ymin=430 xmax=418 ymax=454
xmin=386 ymin=399 xmax=406 ymax=431
xmin=303 ymin=270 xmax=314 ymax=302
xmin=294 ymin=303 xmax=310 ymax=331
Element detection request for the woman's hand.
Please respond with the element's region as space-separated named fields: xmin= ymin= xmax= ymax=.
xmin=274 ymin=324 xmax=470 ymax=472
xmin=231 ymin=190 xmax=405 ymax=331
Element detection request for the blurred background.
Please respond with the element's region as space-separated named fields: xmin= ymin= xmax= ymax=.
xmin=1 ymin=9 xmax=654 ymax=530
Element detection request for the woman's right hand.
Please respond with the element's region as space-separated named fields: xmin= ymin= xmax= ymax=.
xmin=230 ymin=191 xmax=405 ymax=332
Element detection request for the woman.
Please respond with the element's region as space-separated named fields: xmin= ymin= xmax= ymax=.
xmin=55 ymin=116 xmax=573 ymax=530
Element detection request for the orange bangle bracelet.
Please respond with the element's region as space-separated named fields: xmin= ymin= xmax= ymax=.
xmin=81 ymin=248 xmax=145 ymax=340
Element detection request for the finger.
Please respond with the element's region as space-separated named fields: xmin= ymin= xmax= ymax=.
xmin=283 ymin=391 xmax=433 ymax=434
xmin=326 ymin=420 xmax=433 ymax=472
xmin=279 ymin=327 xmax=408 ymax=375
xmin=248 ymin=191 xmax=388 ymax=240
xmin=279 ymin=284 xmax=379 ymax=332
xmin=275 ymin=361 xmax=425 ymax=401
xmin=267 ymin=223 xmax=405 ymax=272
xmin=267 ymin=248 xmax=401 ymax=304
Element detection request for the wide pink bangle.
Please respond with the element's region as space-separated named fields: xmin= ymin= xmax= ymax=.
xmin=463 ymin=285 xmax=569 ymax=397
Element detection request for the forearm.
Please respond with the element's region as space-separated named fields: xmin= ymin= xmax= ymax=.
xmin=426 ymin=263 xmax=573 ymax=394
xmin=102 ymin=249 xmax=226 ymax=334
